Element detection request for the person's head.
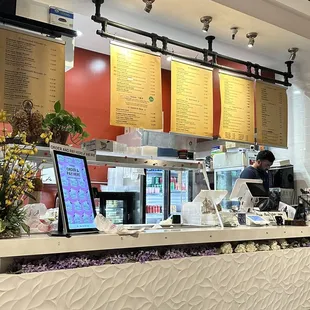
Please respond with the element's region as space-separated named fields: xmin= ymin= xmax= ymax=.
xmin=254 ymin=150 xmax=275 ymax=171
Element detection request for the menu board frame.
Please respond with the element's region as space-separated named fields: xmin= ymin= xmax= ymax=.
xmin=0 ymin=25 xmax=65 ymax=115
xmin=255 ymin=80 xmax=288 ymax=148
xmin=110 ymin=42 xmax=163 ymax=130
xmin=219 ymin=71 xmax=255 ymax=144
xmin=170 ymin=58 xmax=214 ymax=139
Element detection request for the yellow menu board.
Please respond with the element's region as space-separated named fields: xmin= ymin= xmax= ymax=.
xmin=256 ymin=81 xmax=288 ymax=147
xmin=171 ymin=60 xmax=213 ymax=137
xmin=110 ymin=44 xmax=162 ymax=129
xmin=0 ymin=27 xmax=65 ymax=116
xmin=219 ymin=73 xmax=255 ymax=143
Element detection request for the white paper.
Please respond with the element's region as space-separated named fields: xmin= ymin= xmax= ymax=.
xmin=279 ymin=202 xmax=296 ymax=220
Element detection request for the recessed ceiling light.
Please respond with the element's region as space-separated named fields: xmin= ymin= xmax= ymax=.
xmin=200 ymin=16 xmax=213 ymax=33
xmin=288 ymin=47 xmax=299 ymax=61
xmin=246 ymin=32 xmax=258 ymax=48
xmin=143 ymin=0 xmax=155 ymax=13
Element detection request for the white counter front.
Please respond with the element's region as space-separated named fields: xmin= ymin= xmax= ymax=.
xmin=0 ymin=226 xmax=310 ymax=310
xmin=0 ymin=225 xmax=309 ymax=258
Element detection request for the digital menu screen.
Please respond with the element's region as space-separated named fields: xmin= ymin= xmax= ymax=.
xmin=56 ymin=153 xmax=96 ymax=230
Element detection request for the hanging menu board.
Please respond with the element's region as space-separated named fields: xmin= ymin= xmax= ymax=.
xmin=256 ymin=81 xmax=288 ymax=147
xmin=219 ymin=73 xmax=255 ymax=143
xmin=171 ymin=60 xmax=213 ymax=137
xmin=0 ymin=27 xmax=65 ymax=116
xmin=110 ymin=43 xmax=162 ymax=129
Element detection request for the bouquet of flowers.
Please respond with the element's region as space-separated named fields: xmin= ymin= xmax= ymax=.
xmin=0 ymin=110 xmax=43 ymax=238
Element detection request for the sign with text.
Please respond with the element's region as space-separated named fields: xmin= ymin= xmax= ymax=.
xmin=256 ymin=81 xmax=288 ymax=147
xmin=171 ymin=60 xmax=213 ymax=137
xmin=50 ymin=143 xmax=96 ymax=161
xmin=219 ymin=73 xmax=255 ymax=143
xmin=110 ymin=43 xmax=163 ymax=129
xmin=0 ymin=27 xmax=65 ymax=116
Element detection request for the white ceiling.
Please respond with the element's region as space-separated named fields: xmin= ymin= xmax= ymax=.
xmin=270 ymin=0 xmax=310 ymax=17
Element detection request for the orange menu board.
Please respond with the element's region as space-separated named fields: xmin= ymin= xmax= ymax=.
xmin=0 ymin=27 xmax=65 ymax=115
xmin=110 ymin=44 xmax=162 ymax=129
xmin=256 ymin=81 xmax=288 ymax=147
xmin=171 ymin=60 xmax=213 ymax=137
xmin=219 ymin=73 xmax=255 ymax=143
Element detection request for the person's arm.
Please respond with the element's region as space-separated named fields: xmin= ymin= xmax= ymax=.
xmin=240 ymin=168 xmax=257 ymax=179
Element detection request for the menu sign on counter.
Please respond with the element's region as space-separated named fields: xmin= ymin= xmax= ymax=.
xmin=219 ymin=73 xmax=255 ymax=143
xmin=0 ymin=27 xmax=65 ymax=115
xmin=256 ymin=81 xmax=288 ymax=147
xmin=171 ymin=60 xmax=213 ymax=137
xmin=110 ymin=43 xmax=163 ymax=129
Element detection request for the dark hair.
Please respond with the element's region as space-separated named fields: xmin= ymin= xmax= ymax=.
xmin=256 ymin=150 xmax=275 ymax=163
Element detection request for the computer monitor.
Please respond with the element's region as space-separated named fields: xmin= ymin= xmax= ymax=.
xmin=51 ymin=150 xmax=98 ymax=236
xmin=230 ymin=178 xmax=263 ymax=200
xmin=247 ymin=183 xmax=269 ymax=198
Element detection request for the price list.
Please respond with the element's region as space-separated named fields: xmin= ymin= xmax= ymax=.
xmin=0 ymin=28 xmax=65 ymax=115
xmin=219 ymin=73 xmax=255 ymax=143
xmin=256 ymin=81 xmax=288 ymax=147
xmin=110 ymin=44 xmax=162 ymax=129
xmin=171 ymin=60 xmax=213 ymax=137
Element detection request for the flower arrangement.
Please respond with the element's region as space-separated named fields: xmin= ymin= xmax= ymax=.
xmin=7 ymin=238 xmax=310 ymax=274
xmin=0 ymin=110 xmax=43 ymax=238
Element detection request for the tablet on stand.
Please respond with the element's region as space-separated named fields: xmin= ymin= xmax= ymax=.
xmin=49 ymin=150 xmax=99 ymax=237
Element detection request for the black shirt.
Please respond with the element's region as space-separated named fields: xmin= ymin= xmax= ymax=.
xmin=240 ymin=166 xmax=269 ymax=191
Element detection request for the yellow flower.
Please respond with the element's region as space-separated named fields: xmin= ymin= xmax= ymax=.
xmin=40 ymin=133 xmax=47 ymax=139
xmin=5 ymin=200 xmax=12 ymax=206
xmin=0 ymin=110 xmax=7 ymax=122
xmin=18 ymin=159 xmax=25 ymax=166
xmin=33 ymin=147 xmax=38 ymax=154
xmin=0 ymin=136 xmax=5 ymax=143
xmin=27 ymin=181 xmax=35 ymax=189
xmin=45 ymin=138 xmax=49 ymax=144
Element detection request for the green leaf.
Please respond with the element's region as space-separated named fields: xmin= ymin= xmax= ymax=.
xmin=21 ymin=222 xmax=30 ymax=235
xmin=24 ymin=192 xmax=36 ymax=201
xmin=54 ymin=101 xmax=61 ymax=113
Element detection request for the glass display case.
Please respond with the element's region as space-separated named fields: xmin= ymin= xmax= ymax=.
xmin=215 ymin=167 xmax=244 ymax=210
xmin=145 ymin=169 xmax=165 ymax=224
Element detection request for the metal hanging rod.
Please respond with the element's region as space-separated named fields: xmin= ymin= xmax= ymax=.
xmin=91 ymin=0 xmax=293 ymax=86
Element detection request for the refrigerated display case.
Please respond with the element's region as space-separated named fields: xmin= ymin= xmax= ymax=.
xmin=170 ymin=171 xmax=191 ymax=215
xmin=98 ymin=192 xmax=141 ymax=224
xmin=215 ymin=167 xmax=244 ymax=210
xmin=145 ymin=169 xmax=165 ymax=224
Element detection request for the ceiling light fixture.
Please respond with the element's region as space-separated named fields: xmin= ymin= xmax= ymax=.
xmin=246 ymin=32 xmax=258 ymax=48
xmin=230 ymin=27 xmax=238 ymax=40
xmin=288 ymin=47 xmax=299 ymax=61
xmin=200 ymin=16 xmax=213 ymax=33
xmin=143 ymin=0 xmax=155 ymax=13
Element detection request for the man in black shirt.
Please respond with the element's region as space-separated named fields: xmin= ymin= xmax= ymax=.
xmin=240 ymin=150 xmax=275 ymax=192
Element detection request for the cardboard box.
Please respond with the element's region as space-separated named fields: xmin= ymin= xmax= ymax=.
xmin=82 ymin=140 xmax=127 ymax=154
xmin=49 ymin=6 xmax=74 ymax=29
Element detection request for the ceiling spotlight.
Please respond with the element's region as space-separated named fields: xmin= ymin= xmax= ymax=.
xmin=143 ymin=0 xmax=155 ymax=13
xmin=200 ymin=16 xmax=213 ymax=33
xmin=246 ymin=32 xmax=258 ymax=48
xmin=231 ymin=27 xmax=238 ymax=40
xmin=288 ymin=47 xmax=299 ymax=61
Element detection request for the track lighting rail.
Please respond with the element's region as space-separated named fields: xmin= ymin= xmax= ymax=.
xmin=91 ymin=0 xmax=293 ymax=86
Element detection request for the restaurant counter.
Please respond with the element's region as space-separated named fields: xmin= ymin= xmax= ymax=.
xmin=1 ymin=226 xmax=310 ymax=309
